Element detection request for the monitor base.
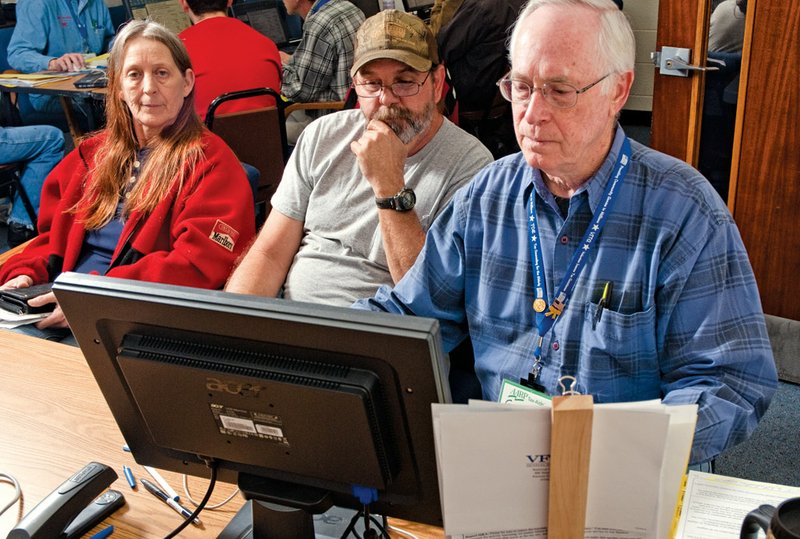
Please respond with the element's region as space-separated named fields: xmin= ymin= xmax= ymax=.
xmin=217 ymin=501 xmax=372 ymax=539
xmin=218 ymin=500 xmax=315 ymax=539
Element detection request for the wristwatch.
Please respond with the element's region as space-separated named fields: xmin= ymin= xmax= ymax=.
xmin=375 ymin=187 xmax=416 ymax=212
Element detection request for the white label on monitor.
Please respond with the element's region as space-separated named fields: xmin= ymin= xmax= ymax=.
xmin=210 ymin=404 xmax=289 ymax=444
xmin=256 ymin=425 xmax=284 ymax=438
xmin=220 ymin=415 xmax=257 ymax=434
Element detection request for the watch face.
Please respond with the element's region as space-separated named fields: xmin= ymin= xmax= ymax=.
xmin=395 ymin=189 xmax=416 ymax=211
xmin=376 ymin=188 xmax=416 ymax=211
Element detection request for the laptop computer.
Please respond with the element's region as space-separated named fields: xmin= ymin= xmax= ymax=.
xmin=230 ymin=0 xmax=301 ymax=53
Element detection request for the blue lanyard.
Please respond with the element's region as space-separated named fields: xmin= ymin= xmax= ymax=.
xmin=527 ymin=137 xmax=632 ymax=383
xmin=63 ymin=0 xmax=89 ymax=51
xmin=310 ymin=0 xmax=332 ymax=15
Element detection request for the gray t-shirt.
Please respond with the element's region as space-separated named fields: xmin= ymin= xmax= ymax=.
xmin=271 ymin=109 xmax=493 ymax=306
xmin=708 ymin=0 xmax=746 ymax=53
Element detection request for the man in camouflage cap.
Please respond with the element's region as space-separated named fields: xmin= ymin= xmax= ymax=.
xmin=227 ymin=10 xmax=491 ymax=306
xmin=348 ymin=9 xmax=443 ymax=146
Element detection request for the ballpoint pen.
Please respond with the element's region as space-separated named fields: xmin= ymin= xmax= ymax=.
xmin=593 ymin=281 xmax=613 ymax=329
xmin=143 ymin=465 xmax=180 ymax=501
xmin=122 ymin=465 xmax=136 ymax=489
xmin=89 ymin=526 xmax=114 ymax=539
xmin=140 ymin=478 xmax=202 ymax=526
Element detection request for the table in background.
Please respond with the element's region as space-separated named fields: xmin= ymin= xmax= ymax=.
xmin=0 ymin=332 xmax=443 ymax=538
xmin=0 ymin=73 xmax=107 ymax=143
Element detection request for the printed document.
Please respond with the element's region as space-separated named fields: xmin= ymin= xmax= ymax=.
xmin=674 ymin=471 xmax=800 ymax=539
xmin=432 ymin=400 xmax=697 ymax=539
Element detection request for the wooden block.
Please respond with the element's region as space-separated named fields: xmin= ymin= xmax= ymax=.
xmin=548 ymin=394 xmax=594 ymax=538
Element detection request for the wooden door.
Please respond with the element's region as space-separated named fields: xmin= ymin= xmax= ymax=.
xmin=649 ymin=0 xmax=710 ymax=165
xmin=651 ymin=0 xmax=800 ymax=320
xmin=727 ymin=2 xmax=800 ymax=319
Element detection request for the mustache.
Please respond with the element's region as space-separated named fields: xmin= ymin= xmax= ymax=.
xmin=370 ymin=103 xmax=434 ymax=145
xmin=371 ymin=105 xmax=416 ymax=136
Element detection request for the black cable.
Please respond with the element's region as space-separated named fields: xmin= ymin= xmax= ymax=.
xmin=339 ymin=505 xmax=390 ymax=539
xmin=369 ymin=514 xmax=389 ymax=538
xmin=342 ymin=508 xmax=362 ymax=538
xmin=163 ymin=462 xmax=218 ymax=539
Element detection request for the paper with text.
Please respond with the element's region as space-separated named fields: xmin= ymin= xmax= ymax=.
xmin=674 ymin=471 xmax=800 ymax=539
xmin=433 ymin=400 xmax=697 ymax=539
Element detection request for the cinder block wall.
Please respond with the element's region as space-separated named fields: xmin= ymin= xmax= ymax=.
xmin=766 ymin=315 xmax=800 ymax=384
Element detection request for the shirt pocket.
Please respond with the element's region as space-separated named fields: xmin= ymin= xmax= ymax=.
xmin=575 ymin=302 xmax=661 ymax=402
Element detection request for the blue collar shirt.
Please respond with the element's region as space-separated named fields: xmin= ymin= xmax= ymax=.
xmin=356 ymin=126 xmax=778 ymax=464
xmin=8 ymin=0 xmax=114 ymax=114
xmin=8 ymin=0 xmax=115 ymax=73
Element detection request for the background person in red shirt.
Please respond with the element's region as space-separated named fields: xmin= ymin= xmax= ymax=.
xmin=178 ymin=0 xmax=282 ymax=121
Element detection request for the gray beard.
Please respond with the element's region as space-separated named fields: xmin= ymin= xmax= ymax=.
xmin=371 ymin=101 xmax=434 ymax=144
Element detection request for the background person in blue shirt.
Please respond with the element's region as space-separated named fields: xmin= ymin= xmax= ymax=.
xmin=7 ymin=0 xmax=115 ymax=126
xmin=355 ymin=0 xmax=778 ymax=467
xmin=0 ymin=125 xmax=64 ymax=247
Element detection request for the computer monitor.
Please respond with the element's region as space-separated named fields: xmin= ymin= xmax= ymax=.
xmin=230 ymin=0 xmax=302 ymax=51
xmin=350 ymin=0 xmax=380 ymax=19
xmin=53 ymin=273 xmax=451 ymax=537
xmin=402 ymin=0 xmax=434 ymax=18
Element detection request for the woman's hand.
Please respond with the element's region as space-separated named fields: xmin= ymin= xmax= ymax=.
xmin=0 ymin=275 xmax=33 ymax=291
xmin=29 ymin=292 xmax=68 ymax=329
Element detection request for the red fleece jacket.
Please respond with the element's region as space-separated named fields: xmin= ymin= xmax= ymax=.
xmin=0 ymin=130 xmax=255 ymax=289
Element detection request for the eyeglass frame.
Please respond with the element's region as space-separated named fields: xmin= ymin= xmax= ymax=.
xmin=353 ymin=70 xmax=432 ymax=99
xmin=496 ymin=73 xmax=611 ymax=109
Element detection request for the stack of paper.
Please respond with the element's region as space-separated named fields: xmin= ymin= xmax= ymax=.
xmin=0 ymin=309 xmax=49 ymax=329
xmin=432 ymin=399 xmax=697 ymax=539
xmin=0 ymin=73 xmax=71 ymax=88
xmin=674 ymin=471 xmax=800 ymax=538
xmin=85 ymin=53 xmax=109 ymax=69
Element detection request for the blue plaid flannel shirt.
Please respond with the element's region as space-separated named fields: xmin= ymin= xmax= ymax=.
xmin=356 ymin=126 xmax=778 ymax=465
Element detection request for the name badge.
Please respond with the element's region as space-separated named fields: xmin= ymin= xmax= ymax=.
xmin=499 ymin=379 xmax=552 ymax=408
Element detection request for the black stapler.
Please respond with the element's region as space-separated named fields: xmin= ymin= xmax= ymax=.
xmin=7 ymin=462 xmax=125 ymax=539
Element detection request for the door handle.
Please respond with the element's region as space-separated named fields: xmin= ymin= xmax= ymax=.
xmin=651 ymin=46 xmax=720 ymax=77
xmin=664 ymin=56 xmax=720 ymax=73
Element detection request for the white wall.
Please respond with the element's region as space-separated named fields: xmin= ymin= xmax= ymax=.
xmin=622 ymin=0 xmax=658 ymax=112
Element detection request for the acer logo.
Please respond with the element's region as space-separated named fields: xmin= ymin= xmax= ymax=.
xmin=206 ymin=377 xmax=264 ymax=397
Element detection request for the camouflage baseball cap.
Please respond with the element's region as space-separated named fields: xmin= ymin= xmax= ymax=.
xmin=350 ymin=10 xmax=439 ymax=77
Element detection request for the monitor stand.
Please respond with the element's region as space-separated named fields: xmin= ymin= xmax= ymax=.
xmin=218 ymin=499 xmax=314 ymax=539
xmin=217 ymin=474 xmax=369 ymax=539
xmin=217 ymin=501 xmax=371 ymax=539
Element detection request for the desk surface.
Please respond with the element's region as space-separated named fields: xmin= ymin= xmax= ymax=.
xmin=0 ymin=332 xmax=443 ymax=538
xmin=0 ymin=73 xmax=107 ymax=100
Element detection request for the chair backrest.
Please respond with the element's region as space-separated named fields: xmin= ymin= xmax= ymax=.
xmin=0 ymin=238 xmax=32 ymax=267
xmin=205 ymin=88 xmax=289 ymax=213
xmin=284 ymin=100 xmax=346 ymax=116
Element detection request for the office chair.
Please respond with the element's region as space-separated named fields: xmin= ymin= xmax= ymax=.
xmin=0 ymin=162 xmax=38 ymax=230
xmin=205 ymin=87 xmax=289 ymax=222
xmin=284 ymin=100 xmax=345 ymax=117
xmin=0 ymin=238 xmax=32 ymax=265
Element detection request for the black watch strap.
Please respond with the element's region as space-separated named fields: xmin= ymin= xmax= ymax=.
xmin=375 ymin=187 xmax=416 ymax=212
